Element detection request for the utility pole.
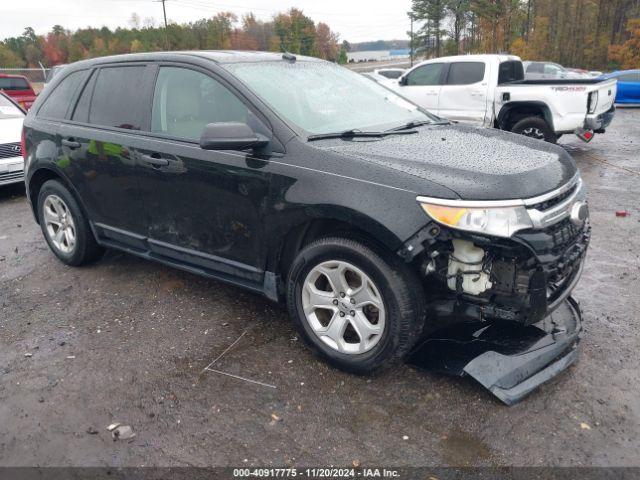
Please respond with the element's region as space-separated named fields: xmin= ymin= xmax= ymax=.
xmin=155 ymin=0 xmax=169 ymax=50
xmin=409 ymin=12 xmax=414 ymax=67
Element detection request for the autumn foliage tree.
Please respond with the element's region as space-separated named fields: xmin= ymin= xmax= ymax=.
xmin=608 ymin=18 xmax=640 ymax=69
xmin=409 ymin=0 xmax=640 ymax=70
xmin=0 ymin=8 xmax=340 ymax=67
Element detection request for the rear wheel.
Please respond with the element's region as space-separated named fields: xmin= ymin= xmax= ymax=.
xmin=286 ymin=237 xmax=426 ymax=374
xmin=510 ymin=116 xmax=557 ymax=143
xmin=37 ymin=180 xmax=104 ymax=266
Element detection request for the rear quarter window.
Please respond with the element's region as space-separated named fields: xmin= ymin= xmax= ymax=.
xmin=446 ymin=62 xmax=485 ymax=85
xmin=37 ymin=70 xmax=88 ymax=120
xmin=88 ymin=66 xmax=148 ymax=130
xmin=498 ymin=61 xmax=524 ymax=84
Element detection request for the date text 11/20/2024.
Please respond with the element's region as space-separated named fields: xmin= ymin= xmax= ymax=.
xmin=233 ymin=468 xmax=401 ymax=478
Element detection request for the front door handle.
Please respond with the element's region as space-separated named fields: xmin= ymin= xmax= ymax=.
xmin=139 ymin=154 xmax=169 ymax=167
xmin=61 ymin=138 xmax=81 ymax=149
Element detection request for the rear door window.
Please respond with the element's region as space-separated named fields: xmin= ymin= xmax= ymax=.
xmin=38 ymin=70 xmax=87 ymax=120
xmin=406 ymin=63 xmax=444 ymax=86
xmin=446 ymin=62 xmax=485 ymax=85
xmin=151 ymin=66 xmax=249 ymax=141
xmin=89 ymin=66 xmax=148 ymax=130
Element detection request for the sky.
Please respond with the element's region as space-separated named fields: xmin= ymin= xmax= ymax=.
xmin=1 ymin=0 xmax=413 ymax=43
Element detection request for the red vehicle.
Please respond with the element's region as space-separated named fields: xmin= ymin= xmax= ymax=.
xmin=0 ymin=73 xmax=37 ymax=110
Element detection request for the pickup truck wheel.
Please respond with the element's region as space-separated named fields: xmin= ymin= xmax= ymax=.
xmin=286 ymin=237 xmax=426 ymax=374
xmin=37 ymin=180 xmax=104 ymax=266
xmin=511 ymin=117 xmax=557 ymax=143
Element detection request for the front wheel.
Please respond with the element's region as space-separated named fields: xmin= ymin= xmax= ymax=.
xmin=286 ymin=237 xmax=426 ymax=374
xmin=510 ymin=116 xmax=557 ymax=143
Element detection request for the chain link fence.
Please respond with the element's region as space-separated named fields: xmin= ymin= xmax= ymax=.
xmin=0 ymin=68 xmax=51 ymax=93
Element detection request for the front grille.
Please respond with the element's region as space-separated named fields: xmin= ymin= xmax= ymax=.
xmin=0 ymin=170 xmax=24 ymax=184
xmin=0 ymin=142 xmax=22 ymax=159
xmin=529 ymin=183 xmax=577 ymax=211
xmin=544 ymin=217 xmax=583 ymax=253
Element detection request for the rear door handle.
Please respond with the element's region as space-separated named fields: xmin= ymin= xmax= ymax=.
xmin=139 ymin=153 xmax=169 ymax=167
xmin=61 ymin=138 xmax=81 ymax=149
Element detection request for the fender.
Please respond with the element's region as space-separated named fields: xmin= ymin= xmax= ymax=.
xmin=496 ymin=101 xmax=555 ymax=132
xmin=26 ymin=163 xmax=92 ymax=227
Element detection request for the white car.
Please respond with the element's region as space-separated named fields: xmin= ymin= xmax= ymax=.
xmin=523 ymin=61 xmax=589 ymax=80
xmin=374 ymin=68 xmax=405 ymax=80
xmin=391 ymin=54 xmax=617 ymax=143
xmin=0 ymin=92 xmax=25 ymax=186
xmin=362 ymin=68 xmax=406 ymax=88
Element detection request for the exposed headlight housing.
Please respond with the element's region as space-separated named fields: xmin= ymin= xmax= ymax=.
xmin=418 ymin=199 xmax=533 ymax=238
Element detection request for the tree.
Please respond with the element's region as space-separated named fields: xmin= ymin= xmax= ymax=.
xmin=446 ymin=0 xmax=470 ymax=54
xmin=411 ymin=0 xmax=447 ymax=57
xmin=609 ymin=18 xmax=640 ymax=68
xmin=338 ymin=46 xmax=348 ymax=64
xmin=315 ymin=22 xmax=339 ymax=61
xmin=0 ymin=44 xmax=23 ymax=67
xmin=273 ymin=8 xmax=317 ymax=55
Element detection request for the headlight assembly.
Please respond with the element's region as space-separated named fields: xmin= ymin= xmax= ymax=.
xmin=418 ymin=200 xmax=533 ymax=238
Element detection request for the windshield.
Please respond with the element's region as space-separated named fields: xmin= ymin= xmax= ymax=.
xmin=225 ymin=61 xmax=438 ymax=135
xmin=0 ymin=77 xmax=30 ymax=91
xmin=0 ymin=95 xmax=24 ymax=118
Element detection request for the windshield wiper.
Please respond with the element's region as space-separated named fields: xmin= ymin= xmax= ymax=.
xmin=307 ymin=129 xmax=417 ymax=141
xmin=386 ymin=119 xmax=450 ymax=132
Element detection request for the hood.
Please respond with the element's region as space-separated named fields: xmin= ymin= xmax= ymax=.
xmin=321 ymin=124 xmax=578 ymax=201
xmin=0 ymin=117 xmax=24 ymax=144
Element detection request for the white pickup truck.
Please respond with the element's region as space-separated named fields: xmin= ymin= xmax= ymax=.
xmin=390 ymin=54 xmax=617 ymax=143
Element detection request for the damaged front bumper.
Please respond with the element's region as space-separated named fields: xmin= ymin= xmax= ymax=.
xmin=409 ymin=296 xmax=582 ymax=405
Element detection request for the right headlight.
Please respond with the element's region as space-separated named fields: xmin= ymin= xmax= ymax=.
xmin=418 ymin=200 xmax=533 ymax=238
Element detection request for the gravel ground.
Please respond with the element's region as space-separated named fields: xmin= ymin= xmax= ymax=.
xmin=0 ymin=109 xmax=638 ymax=468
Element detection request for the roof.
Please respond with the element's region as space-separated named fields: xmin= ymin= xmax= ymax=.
xmin=414 ymin=53 xmax=520 ymax=67
xmin=69 ymin=50 xmax=323 ymax=69
xmin=0 ymin=73 xmax=29 ymax=79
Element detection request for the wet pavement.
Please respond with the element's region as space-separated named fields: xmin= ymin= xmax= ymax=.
xmin=1 ymin=109 xmax=639 ymax=467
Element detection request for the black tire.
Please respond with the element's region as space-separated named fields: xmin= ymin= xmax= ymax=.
xmin=286 ymin=237 xmax=426 ymax=374
xmin=510 ymin=116 xmax=557 ymax=143
xmin=37 ymin=179 xmax=104 ymax=266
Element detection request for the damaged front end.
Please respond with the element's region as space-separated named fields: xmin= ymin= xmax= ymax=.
xmin=401 ymin=175 xmax=590 ymax=404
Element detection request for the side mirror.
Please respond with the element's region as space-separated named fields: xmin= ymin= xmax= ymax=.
xmin=199 ymin=122 xmax=269 ymax=151
xmin=399 ymin=75 xmax=408 ymax=86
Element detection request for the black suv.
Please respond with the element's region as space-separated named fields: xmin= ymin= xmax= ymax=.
xmin=23 ymin=51 xmax=590 ymax=375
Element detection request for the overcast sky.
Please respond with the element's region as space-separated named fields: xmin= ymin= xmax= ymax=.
xmin=2 ymin=0 xmax=413 ymax=43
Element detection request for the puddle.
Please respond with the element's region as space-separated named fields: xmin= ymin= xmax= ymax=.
xmin=440 ymin=429 xmax=494 ymax=466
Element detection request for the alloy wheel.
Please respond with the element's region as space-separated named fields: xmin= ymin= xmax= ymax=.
xmin=521 ymin=127 xmax=545 ymax=140
xmin=43 ymin=194 xmax=77 ymax=255
xmin=302 ymin=260 xmax=386 ymax=354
